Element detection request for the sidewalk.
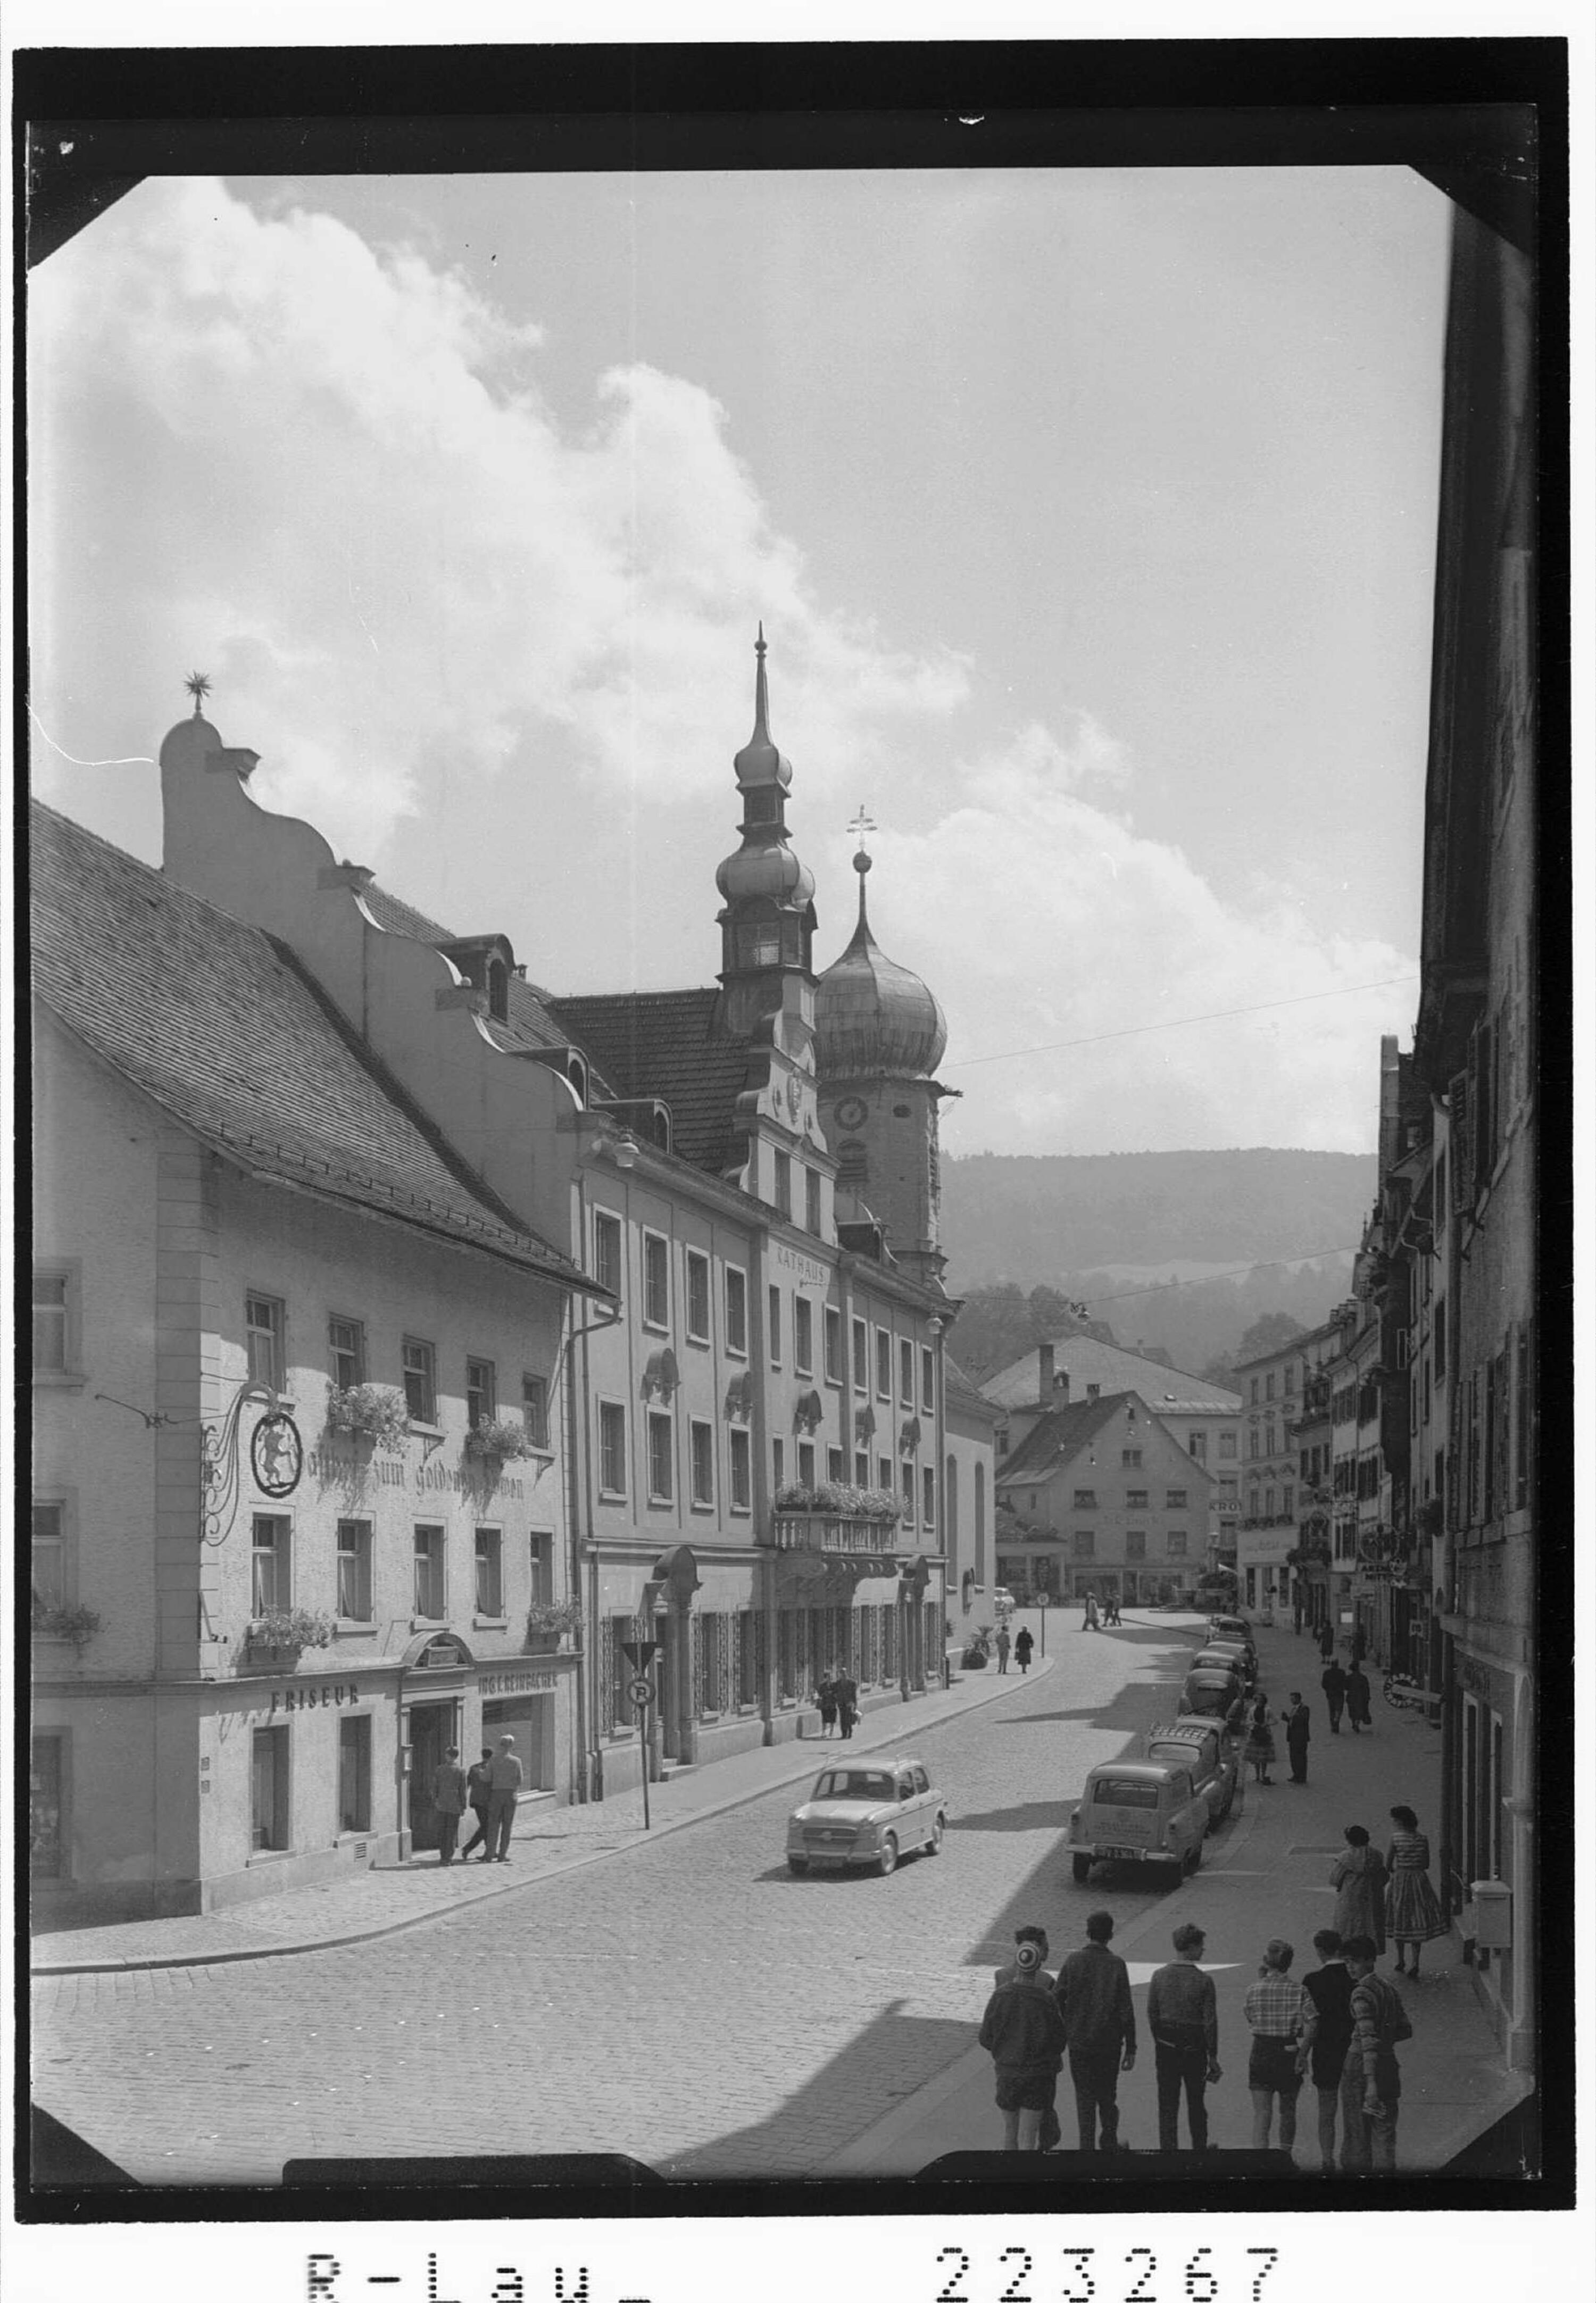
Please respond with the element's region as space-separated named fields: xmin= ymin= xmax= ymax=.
xmin=824 ymin=1613 xmax=1531 ymax=2175
xmin=31 ymin=1645 xmax=1050 ymax=1975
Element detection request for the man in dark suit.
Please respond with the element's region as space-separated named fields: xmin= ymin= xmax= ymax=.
xmin=1284 ymin=1692 xmax=1312 ymax=1783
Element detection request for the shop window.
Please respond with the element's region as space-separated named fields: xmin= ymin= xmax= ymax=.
xmin=686 ymin=1250 xmax=711 ymax=1343
xmin=413 ymin=1524 xmax=445 ymax=1620
xmin=691 ymin=1419 xmax=715 ymax=1508
xmin=647 ymin=1411 xmax=675 ymax=1502
xmin=466 ymin=1358 xmax=495 ymax=1429
xmin=32 ymin=1267 xmax=73 ymax=1372
xmin=475 ymin=1527 xmax=504 ymax=1618
xmin=729 ymin=1427 xmax=752 ymax=1511
xmin=805 ymin=1168 xmax=822 ymax=1234
xmin=338 ymin=1716 xmax=371 ymax=1834
xmin=336 ymin=1520 xmax=373 ymax=1622
xmin=521 ymin=1373 xmax=550 ymax=1450
xmin=328 ymin=1315 xmax=365 ymax=1392
xmin=610 ymin=1617 xmax=635 ymax=1729
xmin=593 ymin=1210 xmax=623 ymax=1299
xmin=794 ymin=1296 xmax=814 ymax=1376
xmin=853 ymin=1317 xmax=869 ymax=1392
xmin=528 ymin=1531 xmax=552 ymax=1606
xmin=769 ymin=1286 xmax=783 ymax=1368
xmin=725 ymin=1267 xmax=748 ymax=1356
xmin=30 ymin=1734 xmax=66 ymax=1877
xmin=246 ymin=1292 xmax=285 ymax=1392
xmin=737 ymin=1610 xmax=759 ymax=1706
xmin=599 ymin=1402 xmax=627 ymax=1496
xmin=402 ymin=1336 xmax=437 ymax=1425
xmin=251 ymin=1515 xmax=290 ymax=1614
xmin=252 ymin=1725 xmax=290 ymax=1852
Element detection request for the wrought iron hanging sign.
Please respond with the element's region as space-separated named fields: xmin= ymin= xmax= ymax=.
xmin=251 ymin=1412 xmax=304 ymax=1498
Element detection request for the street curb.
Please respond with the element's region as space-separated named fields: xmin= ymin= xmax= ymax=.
xmin=31 ymin=1651 xmax=1057 ymax=1977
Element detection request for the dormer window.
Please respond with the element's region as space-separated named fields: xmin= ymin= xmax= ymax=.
xmin=567 ymin=1054 xmax=588 ymax=1101
xmin=486 ymin=958 xmax=509 ymax=1022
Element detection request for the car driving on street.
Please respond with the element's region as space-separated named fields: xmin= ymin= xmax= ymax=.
xmin=786 ymin=1757 xmax=947 ymax=1876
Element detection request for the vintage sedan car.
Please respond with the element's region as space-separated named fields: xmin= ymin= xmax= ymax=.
xmin=1194 ymin=1639 xmax=1257 ymax=1689
xmin=1145 ymin=1717 xmax=1241 ymax=1829
xmin=786 ymin=1757 xmax=946 ymax=1876
xmin=1208 ymin=1614 xmax=1254 ymax=1645
xmin=1181 ymin=1663 xmax=1248 ymax=1722
xmin=1068 ymin=1759 xmax=1208 ymax=1882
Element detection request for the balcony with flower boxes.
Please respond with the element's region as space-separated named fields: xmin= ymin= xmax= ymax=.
xmin=766 ymin=1483 xmax=904 ymax=1567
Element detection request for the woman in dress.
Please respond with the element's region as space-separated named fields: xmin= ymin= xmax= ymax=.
xmin=1328 ymin=1825 xmax=1387 ymax=1954
xmin=1385 ymin=1803 xmax=1449 ymax=1975
xmin=814 ymin=1670 xmax=838 ymax=1738
xmin=1245 ymin=1693 xmax=1277 ymax=1785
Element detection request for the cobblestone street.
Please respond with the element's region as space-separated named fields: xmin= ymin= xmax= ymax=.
xmin=32 ymin=1616 xmax=1199 ymax=2184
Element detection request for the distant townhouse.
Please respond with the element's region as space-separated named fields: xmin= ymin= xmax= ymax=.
xmin=993 ymin=1390 xmax=1214 ymax=1608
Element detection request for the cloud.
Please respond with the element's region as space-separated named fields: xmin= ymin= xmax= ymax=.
xmin=28 ymin=178 xmax=969 ymax=861
xmin=834 ymin=735 xmax=1417 ymax=1154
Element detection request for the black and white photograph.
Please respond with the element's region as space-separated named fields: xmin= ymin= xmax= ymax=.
xmin=10 ymin=16 xmax=1582 ymax=2301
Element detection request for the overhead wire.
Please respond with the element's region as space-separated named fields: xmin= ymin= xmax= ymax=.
xmin=941 ymin=975 xmax=1420 ymax=1071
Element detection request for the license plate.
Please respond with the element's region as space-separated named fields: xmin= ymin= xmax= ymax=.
xmin=1097 ymin=1845 xmax=1142 ymax=1861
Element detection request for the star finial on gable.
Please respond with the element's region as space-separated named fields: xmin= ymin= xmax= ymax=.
xmin=184 ymin=672 xmax=212 ymax=714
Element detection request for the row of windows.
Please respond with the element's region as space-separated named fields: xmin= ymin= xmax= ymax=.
xmin=1246 ymin=1368 xmax=1300 ymax=1405
xmin=251 ymin=1514 xmax=552 ymax=1626
xmin=771 ymin=1151 xmax=824 ymax=1236
xmin=246 ymin=1293 xmax=552 ymax=1442
xmin=1071 ymin=1486 xmax=1189 ymax=1509
xmin=1244 ymin=1487 xmax=1297 ymax=1521
xmin=595 ymin=1408 xmax=943 ymax=1527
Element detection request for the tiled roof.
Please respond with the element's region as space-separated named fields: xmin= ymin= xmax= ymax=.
xmin=997 ymin=1393 xmax=1130 ymax=1484
xmin=945 ymin=1352 xmax=1004 ymax=1421
xmin=30 ymin=802 xmax=592 ymax=1290
xmin=983 ymin=1336 xmax=1242 ymax=1415
xmin=545 ymin=988 xmax=754 ymax=1176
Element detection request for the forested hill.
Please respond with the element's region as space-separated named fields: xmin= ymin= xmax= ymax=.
xmin=941 ymin=1149 xmax=1376 ymax=1282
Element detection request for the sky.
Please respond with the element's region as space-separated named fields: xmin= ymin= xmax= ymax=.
xmin=27 ymin=163 xmax=1453 ymax=1156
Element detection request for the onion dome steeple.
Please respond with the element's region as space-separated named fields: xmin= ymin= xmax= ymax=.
xmin=814 ymin=826 xmax=946 ymax=1079
xmin=714 ymin=629 xmax=817 ymax=1025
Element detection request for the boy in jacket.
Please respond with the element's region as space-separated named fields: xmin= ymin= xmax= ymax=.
xmin=979 ymin=1938 xmax=1069 ymax=2151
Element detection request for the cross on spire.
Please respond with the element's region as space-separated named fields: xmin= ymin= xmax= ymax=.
xmin=847 ymin=802 xmax=876 ymax=853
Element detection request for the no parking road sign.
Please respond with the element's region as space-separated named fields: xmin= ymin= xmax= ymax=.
xmin=628 ymin=1676 xmax=656 ymax=1710
xmin=1036 ymin=1591 xmax=1050 ymax=1608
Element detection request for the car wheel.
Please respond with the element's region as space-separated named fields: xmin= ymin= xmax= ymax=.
xmin=787 ymin=1856 xmax=809 ymax=1875
xmin=1072 ymin=1853 xmax=1092 ymax=1884
xmin=877 ymin=1834 xmax=899 ymax=1877
xmin=1184 ymin=1839 xmax=1202 ymax=1877
xmin=927 ymin=1813 xmax=945 ymax=1856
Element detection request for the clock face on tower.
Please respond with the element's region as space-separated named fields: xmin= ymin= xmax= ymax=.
xmin=835 ymin=1094 xmax=868 ymax=1131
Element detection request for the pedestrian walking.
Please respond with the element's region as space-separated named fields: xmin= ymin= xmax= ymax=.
xmin=1283 ymin=1692 xmax=1312 ymax=1784
xmin=1344 ymin=1661 xmax=1373 ymax=1733
xmin=431 ymin=1744 xmax=468 ymax=1866
xmin=1328 ymin=1825 xmax=1388 ymax=1954
xmin=1244 ymin=1694 xmax=1277 ymax=1785
xmin=1384 ymin=1806 xmax=1449 ymax=1976
xmin=1340 ymin=1935 xmax=1411 ymax=2172
xmin=979 ymin=1935 xmax=1069 ymax=2152
xmin=1297 ymin=1930 xmax=1357 ymax=2173
xmin=1318 ymin=1620 xmax=1335 ymax=1665
xmin=1055 ymin=1910 xmax=1136 ymax=2152
xmin=1147 ymin=1923 xmax=1220 ymax=2153
xmin=1320 ymin=1659 xmax=1348 ymax=1734
xmin=1082 ymin=1589 xmax=1100 ymax=1632
xmin=1103 ymin=1592 xmax=1122 ymax=1627
xmin=1013 ymin=1625 xmax=1034 ymax=1675
xmin=460 ymin=1745 xmax=495 ymax=1859
xmin=815 ymin=1669 xmax=839 ymax=1736
xmin=484 ymin=1733 xmax=523 ymax=1862
xmin=834 ymin=1668 xmax=859 ymax=1737
xmin=995 ymin=1625 xmax=1012 ymax=1675
xmin=1243 ymin=1938 xmax=1306 ymax=2158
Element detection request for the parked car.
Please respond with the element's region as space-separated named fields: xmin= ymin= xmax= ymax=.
xmin=1067 ymin=1758 xmax=1209 ymax=1882
xmin=1181 ymin=1663 xmax=1247 ymax=1722
xmin=1208 ymin=1614 xmax=1254 ymax=1645
xmin=1194 ymin=1639 xmax=1257 ymax=1689
xmin=1145 ymin=1717 xmax=1240 ymax=1829
xmin=786 ymin=1757 xmax=946 ymax=1876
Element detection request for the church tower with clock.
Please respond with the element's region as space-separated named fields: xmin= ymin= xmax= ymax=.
xmin=814 ymin=832 xmax=953 ymax=1291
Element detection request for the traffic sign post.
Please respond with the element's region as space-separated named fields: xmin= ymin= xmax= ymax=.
xmin=1037 ymin=1589 xmax=1050 ymax=1656
xmin=625 ymin=1670 xmax=656 ymax=1830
